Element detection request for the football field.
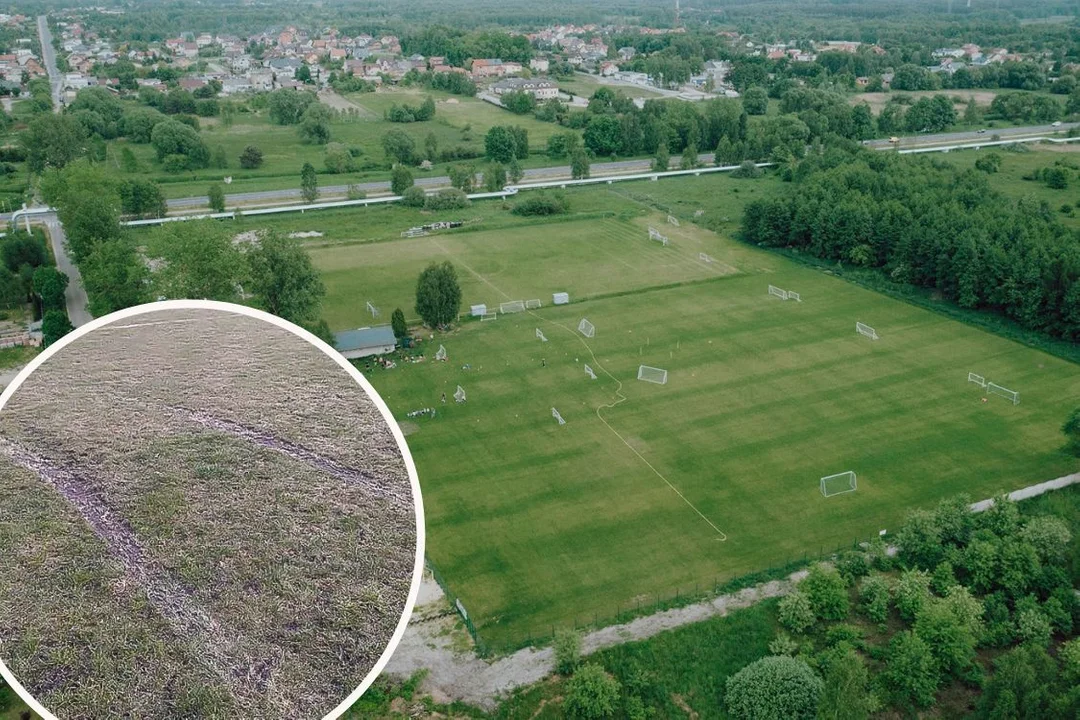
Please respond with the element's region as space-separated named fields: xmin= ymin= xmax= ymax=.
xmin=309 ymin=185 xmax=1080 ymax=650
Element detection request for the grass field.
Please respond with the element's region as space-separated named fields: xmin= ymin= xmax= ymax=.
xmin=238 ymin=173 xmax=1080 ymax=651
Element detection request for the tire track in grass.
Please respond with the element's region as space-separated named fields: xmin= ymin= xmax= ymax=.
xmin=430 ymin=239 xmax=728 ymax=540
xmin=0 ymin=439 xmax=274 ymax=711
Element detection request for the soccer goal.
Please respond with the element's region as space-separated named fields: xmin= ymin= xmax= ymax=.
xmin=856 ymin=322 xmax=879 ymax=340
xmin=578 ymin=318 xmax=595 ymax=338
xmin=699 ymin=252 xmax=715 ymax=263
xmin=787 ymin=291 xmax=801 ymax=302
xmin=481 ymin=312 xmax=498 ymax=321
xmin=526 ymin=299 xmax=542 ymax=309
xmin=648 ymin=227 xmax=669 ymax=246
xmin=366 ymin=301 xmax=380 ymax=318
xmin=987 ymin=382 xmax=1020 ymax=405
xmin=435 ymin=344 xmax=447 ymax=361
xmin=967 ymin=372 xmax=987 ymax=388
xmin=667 ymin=214 xmax=680 ymax=226
xmin=637 ymin=365 xmax=668 ymax=385
xmin=551 ymin=407 xmax=566 ymax=425
xmin=454 ymin=385 xmax=466 ymax=403
xmin=536 ymin=328 xmax=548 ymax=342
xmin=768 ymin=285 xmax=788 ymax=300
xmin=820 ymin=471 xmax=857 ymax=498
xmin=500 ymin=300 xmax=525 ymax=314
xmin=584 ymin=364 xmax=597 ymax=380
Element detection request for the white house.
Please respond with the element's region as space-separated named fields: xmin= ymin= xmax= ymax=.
xmin=334 ymin=326 xmax=398 ymax=360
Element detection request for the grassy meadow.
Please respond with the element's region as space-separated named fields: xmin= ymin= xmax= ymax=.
xmin=207 ymin=173 xmax=1080 ymax=650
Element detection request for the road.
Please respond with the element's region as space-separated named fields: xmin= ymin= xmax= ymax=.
xmin=36 ymin=15 xmax=63 ymax=112
xmin=862 ymin=122 xmax=1079 ymax=148
xmin=43 ymin=214 xmax=92 ymax=327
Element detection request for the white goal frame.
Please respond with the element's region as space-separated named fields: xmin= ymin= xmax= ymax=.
xmin=551 ymin=407 xmax=565 ymax=425
xmin=821 ymin=471 xmax=857 ymax=497
xmin=667 ymin=214 xmax=680 ymax=226
xmin=699 ymin=252 xmax=715 ymax=263
xmin=637 ymin=365 xmax=668 ymax=385
xmin=578 ymin=318 xmax=595 ymax=338
xmin=968 ymin=372 xmax=986 ymax=388
xmin=648 ymin=227 xmax=669 ymax=246
xmin=500 ymin=300 xmax=525 ymax=314
xmin=454 ymin=385 xmax=466 ymax=403
xmin=768 ymin=285 xmax=788 ymax=300
xmin=786 ymin=291 xmax=801 ymax=302
xmin=584 ymin=364 xmax=597 ymax=380
xmin=535 ymin=328 xmax=548 ymax=342
xmin=525 ymin=299 xmax=542 ymax=309
xmin=435 ymin=344 xmax=447 ymax=361
xmin=481 ymin=312 xmax=498 ymax=321
xmin=987 ymin=382 xmax=1020 ymax=405
xmin=856 ymin=322 xmax=879 ymax=340
xmin=366 ymin=301 xmax=379 ymax=318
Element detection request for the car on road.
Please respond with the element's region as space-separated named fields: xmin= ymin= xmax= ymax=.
xmin=976 ymin=129 xmax=987 ymax=134
xmin=1052 ymin=121 xmax=1063 ymax=127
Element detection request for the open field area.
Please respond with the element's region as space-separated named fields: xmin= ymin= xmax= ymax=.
xmin=225 ymin=174 xmax=1080 ymax=651
xmin=854 ymin=89 xmax=1005 ymax=116
xmin=0 ymin=308 xmax=417 ymax=718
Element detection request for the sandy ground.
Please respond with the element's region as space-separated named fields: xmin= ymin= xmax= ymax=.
xmin=854 ymin=90 xmax=1000 ymax=115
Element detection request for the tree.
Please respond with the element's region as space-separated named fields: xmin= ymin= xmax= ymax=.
xmin=449 ymin=164 xmax=475 ymax=192
xmin=963 ymin=97 xmax=981 ymax=125
xmin=424 ymin=132 xmax=438 ymax=161
xmin=914 ymin=588 xmax=984 ymax=677
xmin=681 ymin=143 xmax=699 ymax=170
xmin=383 ymin=129 xmax=416 ymax=164
xmin=583 ymin=114 xmax=622 ymax=156
xmin=41 ymin=310 xmax=73 ymax=347
xmin=725 ymin=656 xmax=823 ymax=720
xmin=502 ymin=90 xmax=536 ymax=115
xmin=895 ymin=569 xmax=932 ymax=622
xmin=859 ymin=573 xmax=891 ymax=625
xmin=324 ymin=143 xmax=355 ymax=174
xmin=415 ymin=261 xmax=462 ymax=328
xmin=239 ymin=145 xmax=264 ymax=169
xmin=508 ymin=157 xmax=523 ymax=184
xmin=485 ymin=125 xmax=517 ymax=163
xmin=267 ymin=89 xmax=316 ymax=124
xmin=882 ymin=631 xmax=940 ymax=711
xmin=390 ymin=308 xmax=408 ymax=340
xmin=300 ymin=162 xmax=318 ymax=203
xmin=570 ymin=148 xmax=590 ymax=179
xmin=975 ymin=153 xmax=1002 ymax=174
xmin=978 ymin=645 xmax=1059 ymax=719
xmin=32 ymin=266 xmax=68 ymax=311
xmin=817 ymin=646 xmax=875 ymax=720
xmin=482 ymin=163 xmax=506 ymax=192
xmin=554 ymin=628 xmax=581 ymax=675
xmin=391 ymin=165 xmax=414 ymax=195
xmin=22 ymin=114 xmax=85 ymax=173
xmin=778 ymin=590 xmax=815 ymax=634
xmin=151 ymin=221 xmax=246 ymax=302
xmin=150 ymin=120 xmax=209 ymax=168
xmin=401 ymin=185 xmax=427 ymax=207
xmin=802 ymin=564 xmax=849 ymax=621
xmin=296 ymin=64 xmax=312 ymax=84
xmin=118 ymin=179 xmax=167 ymax=218
xmin=246 ymin=231 xmax=325 ymax=324
xmin=742 ymin=86 xmax=769 ymax=115
xmin=298 ymin=103 xmax=332 ymax=144
xmin=564 ymin=664 xmax=620 ymax=720
xmin=896 ymin=509 xmax=944 ymax=570
xmin=1020 ymin=515 xmax=1072 ymax=562
xmin=80 ymin=238 xmax=149 ymax=316
xmin=653 ymin=142 xmax=670 ymax=171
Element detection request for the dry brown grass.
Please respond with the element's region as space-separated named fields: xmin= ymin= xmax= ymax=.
xmin=0 ymin=308 xmax=417 ymax=719
xmin=852 ymin=90 xmax=1000 ymax=116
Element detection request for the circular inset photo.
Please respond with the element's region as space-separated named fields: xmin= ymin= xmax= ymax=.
xmin=0 ymin=301 xmax=423 ymax=719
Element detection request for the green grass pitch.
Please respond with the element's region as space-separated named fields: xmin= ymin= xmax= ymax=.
xmin=302 ymin=178 xmax=1079 ymax=649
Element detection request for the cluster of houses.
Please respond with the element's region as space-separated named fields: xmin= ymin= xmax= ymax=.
xmin=0 ymin=14 xmax=45 ymax=94
xmin=930 ymin=43 xmax=1023 ymax=75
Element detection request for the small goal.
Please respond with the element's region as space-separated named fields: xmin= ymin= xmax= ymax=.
xmin=637 ymin=365 xmax=668 ymax=385
xmin=366 ymin=301 xmax=380 ymax=318
xmin=481 ymin=312 xmax=498 ymax=321
xmin=699 ymin=252 xmax=715 ymax=263
xmin=536 ymin=328 xmax=548 ymax=342
xmin=500 ymin=300 xmax=525 ymax=314
xmin=551 ymin=407 xmax=566 ymax=425
xmin=578 ymin=318 xmax=595 ymax=338
xmin=967 ymin=372 xmax=986 ymax=388
xmin=856 ymin=322 xmax=879 ymax=340
xmin=821 ymin=471 xmax=857 ymax=498
xmin=584 ymin=364 xmax=597 ymax=380
xmin=768 ymin=285 xmax=788 ymax=300
xmin=667 ymin=214 xmax=680 ymax=226
xmin=454 ymin=385 xmax=466 ymax=403
xmin=987 ymin=382 xmax=1020 ymax=405
xmin=525 ymin=299 xmax=542 ymax=309
xmin=786 ymin=291 xmax=801 ymax=302
xmin=435 ymin=344 xmax=447 ymax=361
xmin=648 ymin=227 xmax=669 ymax=246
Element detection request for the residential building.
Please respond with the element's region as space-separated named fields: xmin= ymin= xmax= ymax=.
xmin=490 ymin=76 xmax=559 ymax=100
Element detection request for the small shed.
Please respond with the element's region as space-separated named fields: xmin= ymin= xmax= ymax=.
xmin=470 ymin=304 xmax=488 ymax=317
xmin=334 ymin=325 xmax=397 ymax=360
xmin=553 ymin=292 xmax=570 ymax=305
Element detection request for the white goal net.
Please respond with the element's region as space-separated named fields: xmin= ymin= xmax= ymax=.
xmin=454 ymin=385 xmax=466 ymax=403
xmin=856 ymin=322 xmax=879 ymax=340
xmin=648 ymin=227 xmax=669 ymax=246
xmin=481 ymin=312 xmax=498 ymax=321
xmin=667 ymin=214 xmax=680 ymax=226
xmin=366 ymin=301 xmax=380 ymax=317
xmin=821 ymin=471 xmax=857 ymax=497
xmin=578 ymin=318 xmax=595 ymax=338
xmin=535 ymin=328 xmax=548 ymax=342
xmin=526 ymin=299 xmax=542 ymax=309
xmin=637 ymin=365 xmax=668 ymax=385
xmin=968 ymin=372 xmax=986 ymax=388
xmin=435 ymin=344 xmax=447 ymax=361
xmin=768 ymin=285 xmax=788 ymax=300
xmin=551 ymin=407 xmax=565 ymax=425
xmin=786 ymin=291 xmax=801 ymax=302
xmin=500 ymin=300 xmax=525 ymax=314
xmin=699 ymin=252 xmax=715 ymax=263
xmin=987 ymin=382 xmax=1020 ymax=405
xmin=584 ymin=364 xmax=597 ymax=380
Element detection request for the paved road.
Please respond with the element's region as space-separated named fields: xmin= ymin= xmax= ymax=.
xmin=43 ymin=214 xmax=92 ymax=327
xmin=36 ymin=15 xmax=63 ymax=112
xmin=862 ymin=122 xmax=1079 ymax=148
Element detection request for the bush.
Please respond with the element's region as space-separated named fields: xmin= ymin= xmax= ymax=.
xmin=346 ymin=185 xmax=366 ymax=200
xmin=511 ymin=192 xmax=570 ymax=216
xmin=895 ymin=569 xmax=932 ymax=622
xmin=725 ymin=655 xmax=823 ymax=720
xmin=425 ymin=188 xmax=470 ymax=210
xmin=778 ymin=590 xmax=816 ymax=634
xmin=859 ymin=574 xmax=891 ymax=624
xmin=400 ymin=185 xmax=427 ymax=207
xmin=836 ymin=550 xmax=870 ymax=582
xmin=554 ymin=628 xmax=582 ymax=674
xmin=564 ymin=664 xmax=620 ymax=719
xmin=802 ymin=564 xmax=849 ymax=621
xmin=1016 ymin=608 xmax=1052 ymax=646
xmin=239 ymin=145 xmax=263 ymax=169
xmin=732 ymin=160 xmax=762 ymax=178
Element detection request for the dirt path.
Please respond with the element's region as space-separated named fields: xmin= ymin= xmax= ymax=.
xmin=385 ymin=472 xmax=1080 ymax=708
xmin=318 ymin=89 xmax=377 ymax=119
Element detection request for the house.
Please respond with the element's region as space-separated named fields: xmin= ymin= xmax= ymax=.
xmin=617 ymin=46 xmax=636 ymax=61
xmin=267 ymin=57 xmax=301 ymax=77
xmin=490 ymin=76 xmax=559 ymax=100
xmin=179 ymin=77 xmax=207 ymax=91
xmin=599 ymin=61 xmax=618 ymax=76
xmin=334 ymin=326 xmax=398 ymax=360
xmin=529 ymin=57 xmax=549 ymax=73
xmin=471 ymin=58 xmax=522 ymax=78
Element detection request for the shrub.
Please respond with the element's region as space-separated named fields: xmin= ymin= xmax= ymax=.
xmin=895 ymin=569 xmax=932 ymax=622
xmin=554 ymin=628 xmax=582 ymax=675
xmin=400 ymin=185 xmax=427 ymax=207
xmin=425 ymin=188 xmax=470 ymax=210
xmin=1019 ymin=515 xmax=1072 ymax=563
xmin=732 ymin=160 xmax=762 ymax=178
xmin=1016 ymin=608 xmax=1052 ymax=647
xmin=564 ymin=664 xmax=620 ymax=719
xmin=859 ymin=573 xmax=891 ymax=624
xmin=346 ymin=185 xmax=366 ymax=200
xmin=768 ymin=633 xmax=799 ymax=656
xmin=882 ymin=631 xmax=940 ymax=710
xmin=778 ymin=590 xmax=815 ymax=634
xmin=836 ymin=550 xmax=870 ymax=582
xmin=511 ymin=192 xmax=570 ymax=216
xmin=239 ymin=144 xmax=263 ymax=169
xmin=802 ymin=564 xmax=849 ymax=621
xmin=725 ymin=656 xmax=823 ymax=720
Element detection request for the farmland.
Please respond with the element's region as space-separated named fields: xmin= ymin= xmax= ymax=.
xmin=225 ymin=173 xmax=1080 ymax=650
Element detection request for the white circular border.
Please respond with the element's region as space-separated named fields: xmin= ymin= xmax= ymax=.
xmin=0 ymin=299 xmax=426 ymax=720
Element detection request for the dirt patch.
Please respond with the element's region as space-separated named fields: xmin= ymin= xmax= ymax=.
xmin=672 ymin=694 xmax=700 ymax=720
xmin=853 ymin=90 xmax=999 ymax=116
xmin=233 ymin=230 xmax=260 ymax=245
xmin=288 ymin=231 xmax=324 ymax=238
xmin=399 ymin=420 xmax=421 ymax=436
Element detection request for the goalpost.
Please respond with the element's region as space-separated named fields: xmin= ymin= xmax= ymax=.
xmin=551 ymin=407 xmax=566 ymax=425
xmin=525 ymin=299 xmax=542 ymax=309
xmin=500 ymin=300 xmax=525 ymax=314
xmin=821 ymin=471 xmax=857 ymax=497
xmin=481 ymin=312 xmax=498 ymax=321
xmin=699 ymin=252 xmax=715 ymax=263
xmin=535 ymin=328 xmax=548 ymax=342
xmin=578 ymin=318 xmax=595 ymax=338
xmin=787 ymin=291 xmax=801 ymax=302
xmin=454 ymin=385 xmax=466 ymax=403
xmin=648 ymin=227 xmax=669 ymax=246
xmin=584 ymin=364 xmax=597 ymax=380
xmin=987 ymin=382 xmax=1020 ymax=405
xmin=366 ymin=301 xmax=379 ymax=318
xmin=768 ymin=285 xmax=788 ymax=300
xmin=856 ymin=322 xmax=879 ymax=340
xmin=637 ymin=365 xmax=668 ymax=385
xmin=435 ymin=344 xmax=447 ymax=361
xmin=667 ymin=214 xmax=680 ymax=226
xmin=967 ymin=372 xmax=987 ymax=388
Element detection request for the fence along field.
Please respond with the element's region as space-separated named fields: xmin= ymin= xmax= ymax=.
xmin=308 ymin=194 xmax=1080 ymax=652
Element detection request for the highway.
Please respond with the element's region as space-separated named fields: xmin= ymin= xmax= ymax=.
xmin=35 ymin=15 xmax=63 ymax=112
xmin=862 ymin=122 xmax=1079 ymax=148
